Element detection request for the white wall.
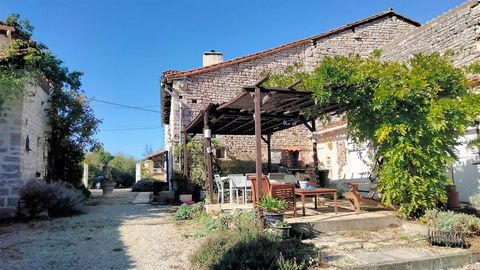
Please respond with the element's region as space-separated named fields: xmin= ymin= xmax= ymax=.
xmin=452 ymin=127 xmax=480 ymax=202
xmin=318 ymin=125 xmax=480 ymax=202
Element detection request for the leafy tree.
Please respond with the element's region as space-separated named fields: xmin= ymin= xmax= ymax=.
xmin=110 ymin=153 xmax=137 ymax=187
xmin=1 ymin=14 xmax=100 ymax=185
xmin=84 ymin=149 xmax=137 ymax=188
xmin=266 ymin=52 xmax=480 ymax=218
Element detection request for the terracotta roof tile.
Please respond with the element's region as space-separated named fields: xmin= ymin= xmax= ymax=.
xmin=162 ymin=9 xmax=420 ymax=82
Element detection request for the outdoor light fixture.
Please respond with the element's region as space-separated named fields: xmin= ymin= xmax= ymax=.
xmin=204 ymin=128 xmax=211 ymax=138
xmin=312 ymin=131 xmax=318 ymax=143
xmin=206 ymin=147 xmax=212 ymax=154
xmin=282 ymin=120 xmax=288 ymax=126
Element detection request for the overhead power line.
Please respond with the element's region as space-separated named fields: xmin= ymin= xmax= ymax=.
xmin=87 ymin=97 xmax=161 ymax=113
xmin=100 ymin=127 xmax=162 ymax=131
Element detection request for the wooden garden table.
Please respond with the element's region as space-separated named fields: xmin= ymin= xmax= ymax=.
xmin=295 ymin=188 xmax=338 ymax=216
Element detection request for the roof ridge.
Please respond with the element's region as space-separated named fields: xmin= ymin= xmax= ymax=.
xmin=162 ymin=9 xmax=420 ymax=82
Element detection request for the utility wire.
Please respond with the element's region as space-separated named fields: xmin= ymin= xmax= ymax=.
xmin=87 ymin=97 xmax=161 ymax=113
xmin=100 ymin=127 xmax=162 ymax=131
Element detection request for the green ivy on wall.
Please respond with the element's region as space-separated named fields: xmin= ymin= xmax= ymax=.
xmin=265 ymin=52 xmax=480 ymax=218
xmin=0 ymin=14 xmax=100 ymax=185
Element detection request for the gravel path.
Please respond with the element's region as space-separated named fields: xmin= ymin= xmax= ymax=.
xmin=0 ymin=189 xmax=200 ymax=270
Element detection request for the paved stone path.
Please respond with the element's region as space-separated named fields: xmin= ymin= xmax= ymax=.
xmin=0 ymin=189 xmax=200 ymax=270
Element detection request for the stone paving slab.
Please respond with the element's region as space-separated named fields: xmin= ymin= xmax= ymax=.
xmin=345 ymin=248 xmax=479 ymax=270
xmin=132 ymin=192 xmax=152 ymax=204
xmin=354 ymin=248 xmax=437 ymax=264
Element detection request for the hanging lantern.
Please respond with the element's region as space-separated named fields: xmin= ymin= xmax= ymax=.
xmin=204 ymin=128 xmax=211 ymax=139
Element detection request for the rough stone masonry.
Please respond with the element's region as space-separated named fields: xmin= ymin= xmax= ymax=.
xmin=162 ymin=10 xmax=419 ymax=170
xmin=0 ymin=82 xmax=50 ymax=218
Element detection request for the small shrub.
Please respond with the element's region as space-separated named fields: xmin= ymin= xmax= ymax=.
xmin=174 ymin=204 xmax=193 ymax=220
xmin=191 ymin=202 xmax=205 ymax=216
xmin=21 ymin=179 xmax=85 ymax=217
xmin=424 ymin=209 xmax=480 ymax=236
xmin=76 ymin=184 xmax=91 ymax=198
xmin=278 ymin=253 xmax=307 ymax=270
xmin=469 ymin=192 xmax=480 ymax=211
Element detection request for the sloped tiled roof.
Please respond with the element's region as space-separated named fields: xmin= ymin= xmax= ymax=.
xmin=162 ymin=9 xmax=420 ymax=82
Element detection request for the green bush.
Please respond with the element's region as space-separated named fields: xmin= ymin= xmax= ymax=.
xmin=469 ymin=192 xmax=480 ymax=211
xmin=20 ymin=179 xmax=85 ymax=217
xmin=174 ymin=204 xmax=193 ymax=220
xmin=131 ymin=178 xmax=168 ymax=193
xmin=424 ymin=209 xmax=480 ymax=236
xmin=76 ymin=184 xmax=91 ymax=198
xmin=190 ymin=210 xmax=316 ymax=270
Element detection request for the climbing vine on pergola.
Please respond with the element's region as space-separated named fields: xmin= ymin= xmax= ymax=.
xmin=265 ymin=52 xmax=480 ymax=218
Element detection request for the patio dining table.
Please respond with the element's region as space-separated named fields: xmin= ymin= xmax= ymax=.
xmin=295 ymin=188 xmax=338 ymax=216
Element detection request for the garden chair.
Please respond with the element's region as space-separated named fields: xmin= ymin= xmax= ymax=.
xmin=214 ymin=174 xmax=229 ymax=204
xmin=227 ymin=174 xmax=250 ymax=203
xmin=249 ymin=175 xmax=297 ymax=217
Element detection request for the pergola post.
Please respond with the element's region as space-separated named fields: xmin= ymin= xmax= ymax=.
xmin=204 ymin=110 xmax=215 ymax=204
xmin=311 ymin=120 xmax=319 ymax=169
xmin=267 ymin=134 xmax=272 ymax=173
xmin=254 ymin=86 xmax=263 ymax=201
xmin=262 ymin=134 xmax=272 ymax=173
xmin=182 ymin=131 xmax=189 ymax=178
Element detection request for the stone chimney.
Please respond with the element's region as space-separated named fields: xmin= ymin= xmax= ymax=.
xmin=202 ymin=50 xmax=223 ymax=67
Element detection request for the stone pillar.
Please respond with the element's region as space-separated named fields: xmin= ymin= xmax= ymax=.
xmin=82 ymin=163 xmax=89 ymax=188
xmin=135 ymin=163 xmax=142 ymax=182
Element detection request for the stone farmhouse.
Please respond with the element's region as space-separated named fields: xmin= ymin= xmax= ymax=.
xmin=161 ymin=0 xmax=480 ymax=202
xmin=0 ymin=23 xmax=51 ymax=218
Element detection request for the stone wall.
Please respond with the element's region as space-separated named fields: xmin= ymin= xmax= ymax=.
xmin=0 ymin=83 xmax=50 ymax=218
xmin=167 ymin=14 xmax=418 ymax=165
xmin=382 ymin=0 xmax=480 ymax=66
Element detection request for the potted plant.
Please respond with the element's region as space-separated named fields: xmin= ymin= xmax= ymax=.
xmin=257 ymin=195 xmax=287 ymax=228
xmin=296 ymin=173 xmax=310 ymax=189
xmin=273 ymin=221 xmax=291 ymax=239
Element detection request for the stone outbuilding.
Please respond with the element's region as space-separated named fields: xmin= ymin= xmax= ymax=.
xmin=0 ymin=23 xmax=51 ymax=218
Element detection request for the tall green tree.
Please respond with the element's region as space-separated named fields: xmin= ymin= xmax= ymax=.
xmin=266 ymin=52 xmax=480 ymax=218
xmin=1 ymin=14 xmax=100 ymax=185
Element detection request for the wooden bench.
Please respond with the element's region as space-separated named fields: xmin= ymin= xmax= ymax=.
xmin=344 ymin=182 xmax=393 ymax=212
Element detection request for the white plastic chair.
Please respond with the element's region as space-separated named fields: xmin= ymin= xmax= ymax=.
xmin=214 ymin=174 xmax=228 ymax=204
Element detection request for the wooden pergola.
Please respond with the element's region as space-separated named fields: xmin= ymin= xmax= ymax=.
xmin=182 ymin=78 xmax=343 ymax=203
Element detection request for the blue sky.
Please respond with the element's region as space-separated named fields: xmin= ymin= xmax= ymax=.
xmin=1 ymin=0 xmax=465 ymax=159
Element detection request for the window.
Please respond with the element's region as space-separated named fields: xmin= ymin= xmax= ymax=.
xmin=216 ymin=148 xmax=226 ymax=159
xmin=191 ymin=99 xmax=198 ymax=104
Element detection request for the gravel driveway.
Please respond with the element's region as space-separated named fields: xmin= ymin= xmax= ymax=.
xmin=0 ymin=189 xmax=200 ymax=270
